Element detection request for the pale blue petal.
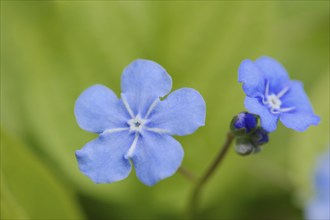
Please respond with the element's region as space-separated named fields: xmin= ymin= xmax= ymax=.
xmin=280 ymin=80 xmax=320 ymax=131
xmin=121 ymin=59 xmax=172 ymax=117
xmin=74 ymin=85 xmax=129 ymax=133
xmin=305 ymin=151 xmax=330 ymax=220
xmin=244 ymin=96 xmax=279 ymax=132
xmin=281 ymin=80 xmax=319 ymax=113
xmin=314 ymin=151 xmax=330 ymax=200
xmin=238 ymin=59 xmax=265 ymax=97
xmin=131 ymin=132 xmax=184 ymax=186
xmin=75 ymin=131 xmax=133 ymax=183
xmin=255 ymin=56 xmax=290 ymax=93
xmin=280 ymin=113 xmax=319 ymax=132
xmin=305 ymin=199 xmax=330 ymax=220
xmin=147 ymin=88 xmax=206 ymax=136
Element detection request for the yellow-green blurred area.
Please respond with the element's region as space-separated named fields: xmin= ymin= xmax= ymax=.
xmin=1 ymin=1 xmax=329 ymax=219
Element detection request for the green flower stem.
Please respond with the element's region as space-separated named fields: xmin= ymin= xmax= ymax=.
xmin=187 ymin=132 xmax=235 ymax=218
xmin=178 ymin=166 xmax=197 ymax=182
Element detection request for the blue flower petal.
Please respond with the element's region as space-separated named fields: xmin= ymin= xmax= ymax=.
xmin=255 ymin=56 xmax=290 ymax=93
xmin=238 ymin=59 xmax=265 ymax=97
xmin=305 ymin=150 xmax=330 ymax=220
xmin=279 ymin=80 xmax=320 ymax=131
xmin=280 ymin=113 xmax=320 ymax=132
xmin=147 ymin=88 xmax=206 ymax=136
xmin=314 ymin=151 xmax=330 ymax=200
xmin=305 ymin=199 xmax=330 ymax=220
xmin=131 ymin=132 xmax=184 ymax=186
xmin=281 ymin=80 xmax=317 ymax=113
xmin=244 ymin=96 xmax=279 ymax=132
xmin=75 ymin=131 xmax=133 ymax=183
xmin=74 ymin=85 xmax=129 ymax=133
xmin=121 ymin=59 xmax=172 ymax=117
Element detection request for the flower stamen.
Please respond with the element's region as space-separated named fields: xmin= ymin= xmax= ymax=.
xmin=263 ymin=82 xmax=294 ymax=114
xmin=280 ymin=107 xmax=296 ymax=113
xmin=145 ymin=98 xmax=160 ymax=119
xmin=262 ymin=81 xmax=270 ymax=104
xmin=128 ymin=116 xmax=146 ymax=133
xmin=101 ymin=128 xmax=129 ymax=136
xmin=144 ymin=126 xmax=169 ymax=134
xmin=125 ymin=133 xmax=139 ymax=159
xmin=121 ymin=93 xmax=135 ymax=118
xmin=276 ymin=86 xmax=289 ymax=98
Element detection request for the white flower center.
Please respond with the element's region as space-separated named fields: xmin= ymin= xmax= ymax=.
xmin=263 ymin=81 xmax=295 ymax=114
xmin=266 ymin=94 xmax=282 ymax=113
xmin=128 ymin=116 xmax=146 ymax=133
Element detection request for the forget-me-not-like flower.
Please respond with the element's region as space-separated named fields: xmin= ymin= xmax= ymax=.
xmin=305 ymin=150 xmax=330 ymax=220
xmin=74 ymin=59 xmax=206 ymax=186
xmin=238 ymin=56 xmax=320 ymax=132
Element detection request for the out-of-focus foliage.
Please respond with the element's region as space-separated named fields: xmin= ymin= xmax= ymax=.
xmin=1 ymin=131 xmax=83 ymax=219
xmin=1 ymin=1 xmax=329 ymax=219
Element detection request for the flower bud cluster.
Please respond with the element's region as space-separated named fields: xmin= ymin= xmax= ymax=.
xmin=230 ymin=112 xmax=269 ymax=156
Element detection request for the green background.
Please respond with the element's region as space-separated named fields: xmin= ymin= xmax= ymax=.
xmin=1 ymin=1 xmax=329 ymax=219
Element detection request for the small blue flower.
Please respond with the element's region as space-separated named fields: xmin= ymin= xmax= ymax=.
xmin=74 ymin=59 xmax=206 ymax=186
xmin=305 ymin=150 xmax=330 ymax=220
xmin=238 ymin=56 xmax=320 ymax=132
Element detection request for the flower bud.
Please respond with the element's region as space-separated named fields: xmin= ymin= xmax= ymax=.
xmin=235 ymin=139 xmax=255 ymax=156
xmin=251 ymin=127 xmax=269 ymax=146
xmin=231 ymin=112 xmax=258 ymax=135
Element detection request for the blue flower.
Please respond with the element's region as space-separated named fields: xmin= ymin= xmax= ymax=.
xmin=74 ymin=59 xmax=206 ymax=186
xmin=238 ymin=56 xmax=320 ymax=132
xmin=305 ymin=150 xmax=330 ymax=220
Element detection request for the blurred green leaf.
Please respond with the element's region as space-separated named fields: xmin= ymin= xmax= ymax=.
xmin=1 ymin=179 xmax=28 ymax=219
xmin=288 ymin=72 xmax=330 ymax=205
xmin=0 ymin=130 xmax=84 ymax=219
